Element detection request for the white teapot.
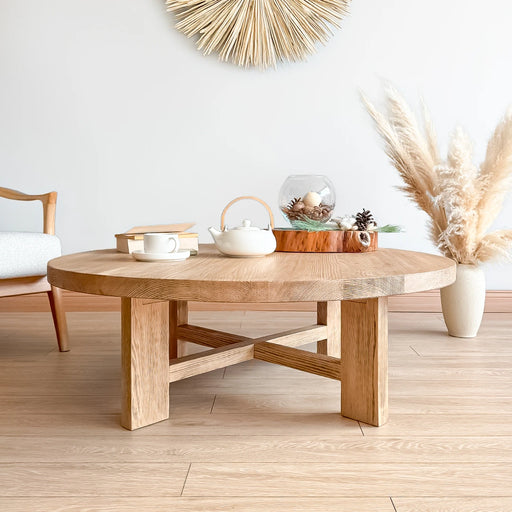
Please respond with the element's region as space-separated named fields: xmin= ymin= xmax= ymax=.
xmin=209 ymin=196 xmax=277 ymax=257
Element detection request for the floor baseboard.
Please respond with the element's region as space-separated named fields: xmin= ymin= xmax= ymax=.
xmin=0 ymin=290 xmax=511 ymax=313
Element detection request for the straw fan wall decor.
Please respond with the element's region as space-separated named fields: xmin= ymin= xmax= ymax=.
xmin=166 ymin=0 xmax=350 ymax=68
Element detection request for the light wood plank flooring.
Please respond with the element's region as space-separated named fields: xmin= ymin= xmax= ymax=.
xmin=0 ymin=310 xmax=511 ymax=511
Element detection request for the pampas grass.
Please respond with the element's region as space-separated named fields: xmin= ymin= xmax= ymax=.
xmin=362 ymin=87 xmax=512 ymax=264
xmin=166 ymin=0 xmax=350 ymax=68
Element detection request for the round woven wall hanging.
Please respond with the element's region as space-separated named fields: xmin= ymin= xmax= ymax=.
xmin=166 ymin=0 xmax=350 ymax=69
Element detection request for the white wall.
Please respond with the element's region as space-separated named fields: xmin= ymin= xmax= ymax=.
xmin=1 ymin=0 xmax=512 ymax=288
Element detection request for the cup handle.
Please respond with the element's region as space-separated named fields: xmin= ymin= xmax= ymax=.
xmin=168 ymin=237 xmax=178 ymax=253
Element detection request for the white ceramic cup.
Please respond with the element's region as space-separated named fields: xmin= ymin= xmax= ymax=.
xmin=143 ymin=233 xmax=180 ymax=254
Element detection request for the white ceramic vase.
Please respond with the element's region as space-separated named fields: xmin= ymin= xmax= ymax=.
xmin=440 ymin=263 xmax=486 ymax=338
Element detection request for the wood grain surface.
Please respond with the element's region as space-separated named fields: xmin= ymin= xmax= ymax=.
xmin=0 ymin=462 xmax=189 ymax=497
xmin=182 ymin=462 xmax=512 ymax=497
xmin=344 ymin=230 xmax=379 ymax=253
xmin=341 ymin=297 xmax=388 ymax=426
xmin=2 ymin=310 xmax=512 ymax=508
xmin=393 ymin=497 xmax=512 ymax=512
xmin=0 ymin=277 xmax=50 ymax=299
xmin=0 ymin=186 xmax=57 ymax=235
xmin=0 ymin=497 xmax=395 ymax=512
xmin=273 ymin=229 xmax=378 ymax=253
xmin=169 ymin=341 xmax=255 ymax=382
xmin=3 ymin=289 xmax=512 ymax=313
xmin=254 ymin=343 xmax=342 ymax=380
xmin=273 ymin=228 xmax=346 ymax=252
xmin=47 ymin=245 xmax=455 ymax=302
xmin=121 ymin=298 xmax=169 ymax=430
xmin=169 ymin=300 xmax=188 ymax=359
xmin=317 ymin=301 xmax=341 ymax=357
xmin=4 ymin=434 xmax=512 ymax=463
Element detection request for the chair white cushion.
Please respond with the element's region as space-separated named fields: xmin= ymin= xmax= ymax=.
xmin=0 ymin=232 xmax=62 ymax=279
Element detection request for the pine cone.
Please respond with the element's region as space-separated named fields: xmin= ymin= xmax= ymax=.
xmin=287 ymin=197 xmax=303 ymax=210
xmin=355 ymin=209 xmax=375 ymax=231
xmin=282 ymin=197 xmax=306 ymax=221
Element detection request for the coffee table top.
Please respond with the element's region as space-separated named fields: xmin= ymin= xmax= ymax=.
xmin=48 ymin=245 xmax=456 ymax=303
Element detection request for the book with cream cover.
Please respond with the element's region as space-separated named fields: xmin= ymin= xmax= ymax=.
xmin=115 ymin=223 xmax=198 ymax=254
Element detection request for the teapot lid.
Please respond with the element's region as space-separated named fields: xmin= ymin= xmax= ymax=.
xmin=231 ymin=219 xmax=261 ymax=231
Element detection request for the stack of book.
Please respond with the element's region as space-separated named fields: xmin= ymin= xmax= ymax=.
xmin=115 ymin=223 xmax=199 ymax=255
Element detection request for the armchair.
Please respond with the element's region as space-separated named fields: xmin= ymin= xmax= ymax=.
xmin=0 ymin=187 xmax=69 ymax=351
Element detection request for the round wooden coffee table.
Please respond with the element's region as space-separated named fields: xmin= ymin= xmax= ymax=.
xmin=48 ymin=245 xmax=455 ymax=430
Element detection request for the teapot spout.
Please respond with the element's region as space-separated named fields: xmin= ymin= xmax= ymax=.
xmin=208 ymin=226 xmax=221 ymax=241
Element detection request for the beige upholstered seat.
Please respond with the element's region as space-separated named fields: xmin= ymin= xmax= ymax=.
xmin=0 ymin=232 xmax=62 ymax=279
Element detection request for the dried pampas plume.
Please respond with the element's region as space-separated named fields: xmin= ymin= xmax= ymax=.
xmin=362 ymin=87 xmax=512 ymax=265
xmin=166 ymin=0 xmax=350 ymax=69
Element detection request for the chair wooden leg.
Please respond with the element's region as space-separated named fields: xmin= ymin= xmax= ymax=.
xmin=47 ymin=285 xmax=69 ymax=352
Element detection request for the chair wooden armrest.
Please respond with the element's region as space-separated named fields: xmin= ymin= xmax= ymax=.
xmin=0 ymin=187 xmax=57 ymax=235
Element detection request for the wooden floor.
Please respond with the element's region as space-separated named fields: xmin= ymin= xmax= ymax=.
xmin=0 ymin=310 xmax=511 ymax=511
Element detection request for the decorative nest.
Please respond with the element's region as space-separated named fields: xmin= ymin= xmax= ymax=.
xmin=281 ymin=197 xmax=333 ymax=223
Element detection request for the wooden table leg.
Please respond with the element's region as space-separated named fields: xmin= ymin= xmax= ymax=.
xmin=316 ymin=301 xmax=341 ymax=357
xmin=169 ymin=300 xmax=188 ymax=360
xmin=341 ymin=297 xmax=388 ymax=427
xmin=121 ymin=298 xmax=170 ymax=430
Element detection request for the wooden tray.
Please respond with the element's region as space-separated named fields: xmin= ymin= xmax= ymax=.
xmin=273 ymin=229 xmax=378 ymax=253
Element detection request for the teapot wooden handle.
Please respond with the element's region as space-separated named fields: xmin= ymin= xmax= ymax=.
xmin=220 ymin=196 xmax=275 ymax=230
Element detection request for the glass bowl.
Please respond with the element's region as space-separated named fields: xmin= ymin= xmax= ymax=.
xmin=279 ymin=174 xmax=336 ymax=226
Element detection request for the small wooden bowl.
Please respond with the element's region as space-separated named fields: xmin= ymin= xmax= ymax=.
xmin=273 ymin=229 xmax=378 ymax=253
